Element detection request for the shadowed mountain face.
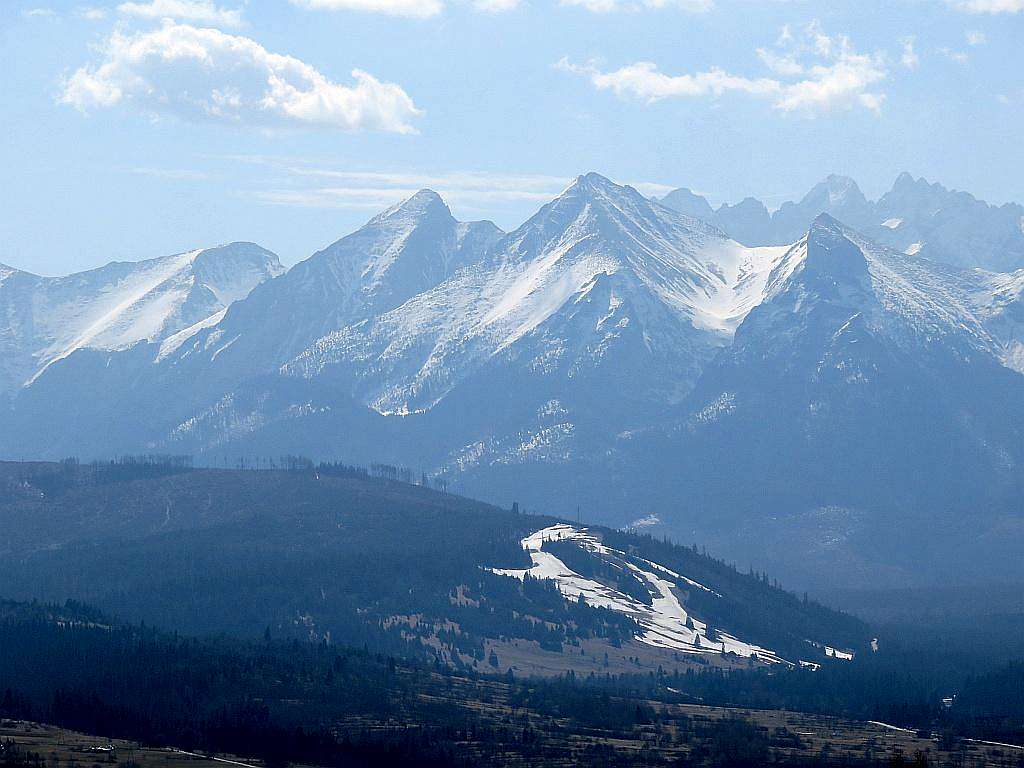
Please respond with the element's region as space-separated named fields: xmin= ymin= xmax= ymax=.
xmin=659 ymin=173 xmax=1024 ymax=272
xmin=2 ymin=177 xmax=1023 ymax=591
xmin=608 ymin=215 xmax=1024 ymax=588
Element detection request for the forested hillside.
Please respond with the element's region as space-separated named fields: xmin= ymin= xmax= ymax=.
xmin=0 ymin=460 xmax=866 ymax=671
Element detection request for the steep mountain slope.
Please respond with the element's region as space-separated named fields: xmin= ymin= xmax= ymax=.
xmin=659 ymin=187 xmax=714 ymax=220
xmin=659 ymin=173 xmax=1024 ymax=271
xmin=286 ymin=174 xmax=787 ymax=418
xmin=712 ymin=197 xmax=775 ymax=248
xmin=771 ymin=176 xmax=874 ymax=243
xmin=159 ymin=191 xmax=502 ymax=384
xmin=160 ymin=174 xmax=791 ymax=471
xmin=0 ymin=194 xmax=502 ymax=457
xmin=872 ymin=172 xmax=1024 ymax=272
xmin=613 ymin=215 xmax=1024 ymax=587
xmin=0 ymin=243 xmax=282 ymax=397
xmin=3 ymin=177 xmax=1024 ymax=591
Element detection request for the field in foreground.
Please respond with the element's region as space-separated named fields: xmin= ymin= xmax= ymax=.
xmin=3 ymin=704 xmax=1022 ymax=768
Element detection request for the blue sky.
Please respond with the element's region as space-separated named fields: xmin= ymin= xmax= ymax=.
xmin=2 ymin=0 xmax=1022 ymax=274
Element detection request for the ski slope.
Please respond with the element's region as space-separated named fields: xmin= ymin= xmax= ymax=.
xmin=491 ymin=524 xmax=786 ymax=663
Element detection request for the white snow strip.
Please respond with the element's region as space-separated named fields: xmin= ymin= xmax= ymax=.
xmin=28 ymin=250 xmax=201 ymax=384
xmin=155 ymin=308 xmax=228 ymax=362
xmin=490 ymin=524 xmax=783 ymax=662
xmin=868 ymin=721 xmax=916 ymax=735
xmin=964 ymin=739 xmax=1024 ymax=751
xmin=170 ymin=749 xmax=261 ymax=768
xmin=825 ymin=645 xmax=855 ymax=660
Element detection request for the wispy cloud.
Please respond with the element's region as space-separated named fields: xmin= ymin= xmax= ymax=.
xmin=471 ymin=0 xmax=521 ymax=11
xmin=559 ymin=0 xmax=711 ymax=13
xmin=290 ymin=0 xmax=523 ymax=17
xmin=900 ymin=36 xmax=920 ymax=69
xmin=756 ymin=47 xmax=804 ymax=77
xmin=117 ymin=0 xmax=244 ymax=26
xmin=939 ymin=47 xmax=970 ymax=63
xmin=291 ymin=0 xmax=442 ymax=18
xmin=130 ymin=166 xmax=214 ymax=180
xmin=227 ymin=160 xmax=672 ymax=213
xmin=559 ymin=21 xmax=889 ymax=117
xmin=249 ymin=168 xmax=571 ymax=210
xmin=59 ymin=22 xmax=422 ymax=134
xmin=77 ymin=6 xmax=108 ymax=19
xmin=948 ymin=0 xmax=1023 ymax=13
xmin=557 ymin=58 xmax=779 ymax=100
xmin=22 ymin=7 xmax=58 ymax=19
xmin=965 ymin=29 xmax=987 ymax=45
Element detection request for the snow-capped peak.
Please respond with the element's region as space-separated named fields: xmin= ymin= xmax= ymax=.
xmin=285 ymin=173 xmax=792 ymax=420
xmin=375 ymin=188 xmax=451 ymax=223
xmin=294 ymin=187 xmax=500 ymax=319
xmin=809 ymin=211 xmax=849 ymax=233
xmin=566 ymin=171 xmax=633 ymax=196
xmin=0 ymin=242 xmax=281 ymax=393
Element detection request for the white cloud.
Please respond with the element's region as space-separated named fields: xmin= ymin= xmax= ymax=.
xmin=636 ymin=0 xmax=712 ymax=9
xmin=249 ymin=167 xmax=572 ymax=208
xmin=290 ymin=0 xmax=444 ymax=18
xmin=756 ymin=47 xmax=804 ymax=76
xmin=559 ymin=0 xmax=711 ymax=12
xmin=59 ymin=22 xmax=422 ymax=133
xmin=949 ymin=0 xmax=1024 ymax=13
xmin=939 ymin=47 xmax=969 ymax=63
xmin=117 ymin=0 xmax=244 ymax=26
xmin=251 ymin=178 xmax=565 ymax=211
xmin=291 ymin=0 xmax=524 ymax=16
xmin=472 ymin=0 xmax=520 ymax=11
xmin=900 ymin=36 xmax=919 ymax=69
xmin=631 ymin=181 xmax=676 ymax=197
xmin=557 ymin=58 xmax=779 ymax=101
xmin=77 ymin=6 xmax=108 ymax=19
xmin=560 ymin=22 xmax=888 ymax=117
xmin=130 ymin=166 xmax=213 ymax=180
xmin=231 ymin=163 xmax=672 ymax=212
xmin=965 ymin=29 xmax=987 ymax=45
xmin=22 ymin=7 xmax=58 ymax=18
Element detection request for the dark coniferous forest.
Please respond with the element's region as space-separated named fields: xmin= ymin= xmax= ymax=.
xmin=1 ymin=459 xmax=1023 ymax=767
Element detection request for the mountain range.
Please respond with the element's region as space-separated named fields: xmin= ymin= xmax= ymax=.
xmin=659 ymin=173 xmax=1024 ymax=273
xmin=2 ymin=172 xmax=1023 ymax=592
xmin=0 ymin=242 xmax=282 ymax=400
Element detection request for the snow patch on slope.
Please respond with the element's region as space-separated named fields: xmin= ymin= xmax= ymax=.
xmin=2 ymin=243 xmax=281 ymax=391
xmin=287 ymin=176 xmax=798 ymax=419
xmin=490 ymin=524 xmax=784 ymax=662
xmin=27 ymin=250 xmax=204 ymax=384
xmin=156 ymin=308 xmax=229 ymax=362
